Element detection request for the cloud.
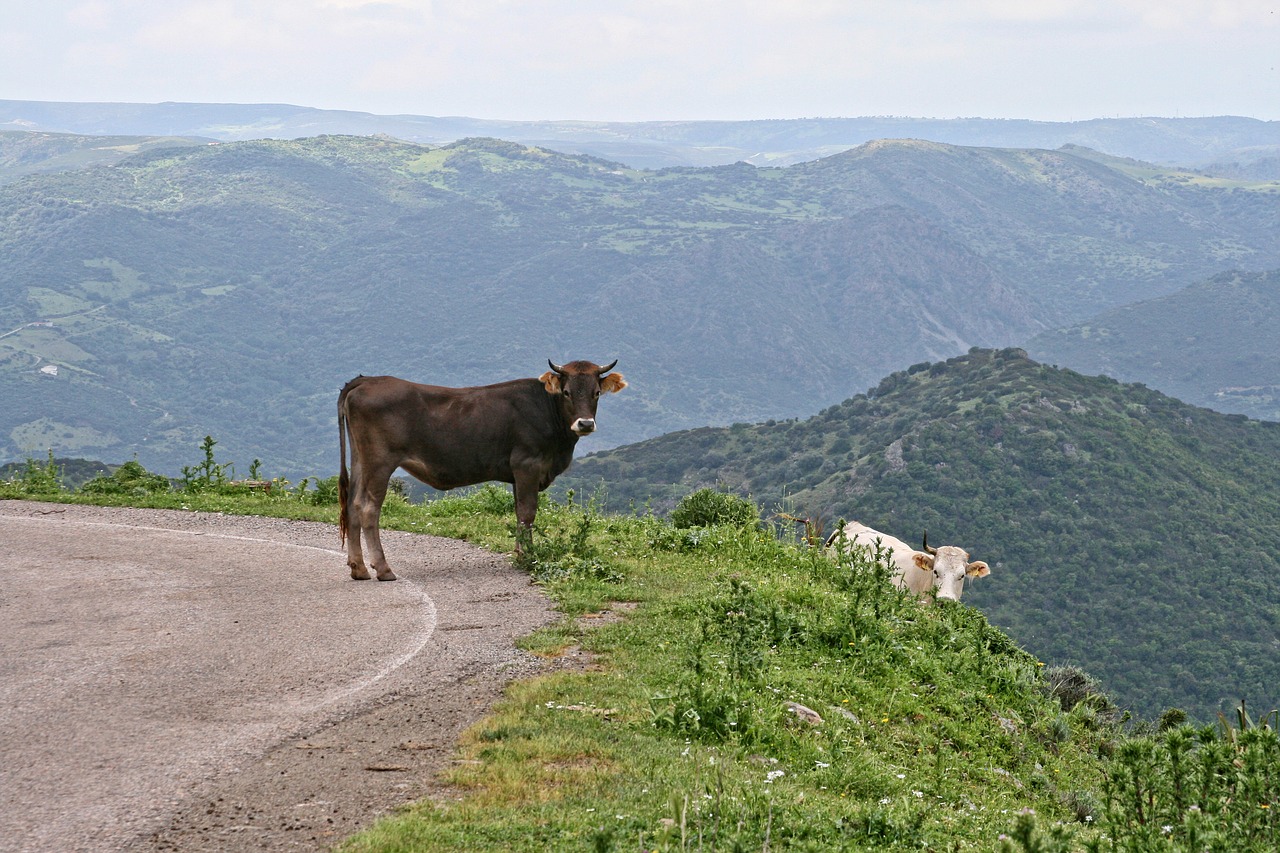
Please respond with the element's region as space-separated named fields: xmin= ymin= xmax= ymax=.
xmin=3 ymin=0 xmax=1277 ymax=120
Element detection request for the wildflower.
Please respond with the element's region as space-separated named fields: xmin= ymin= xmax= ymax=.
xmin=896 ymin=773 xmax=905 ymax=779
xmin=815 ymin=761 xmax=830 ymax=768
xmin=1162 ymin=825 xmax=1173 ymax=834
xmin=879 ymin=798 xmax=891 ymax=805
xmin=913 ymin=791 xmax=924 ymax=798
xmin=765 ymin=770 xmax=785 ymax=783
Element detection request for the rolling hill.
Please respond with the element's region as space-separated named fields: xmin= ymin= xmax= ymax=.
xmin=562 ymin=348 xmax=1280 ymax=720
xmin=1027 ymin=269 xmax=1280 ymax=422
xmin=0 ymin=130 xmax=207 ymax=185
xmin=1 ymin=134 xmax=1277 ymax=479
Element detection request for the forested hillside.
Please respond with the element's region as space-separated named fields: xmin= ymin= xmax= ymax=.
xmin=1 ymin=134 xmax=1277 ymax=477
xmin=563 ymin=348 xmax=1280 ymax=720
xmin=1029 ymin=269 xmax=1280 ymax=422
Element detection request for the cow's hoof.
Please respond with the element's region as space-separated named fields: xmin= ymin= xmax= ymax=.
xmin=376 ymin=571 xmax=397 ymax=582
xmin=350 ymin=565 xmax=371 ymax=581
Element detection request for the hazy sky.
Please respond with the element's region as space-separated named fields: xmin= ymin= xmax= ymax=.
xmin=5 ymin=1 xmax=1278 ymax=122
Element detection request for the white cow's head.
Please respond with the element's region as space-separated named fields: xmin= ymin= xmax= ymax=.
xmin=910 ymin=532 xmax=990 ymax=601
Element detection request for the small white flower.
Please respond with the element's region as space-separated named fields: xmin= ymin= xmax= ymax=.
xmin=764 ymin=770 xmax=786 ymax=783
xmin=896 ymin=773 xmax=905 ymax=779
xmin=879 ymin=797 xmax=891 ymax=805
xmin=815 ymin=761 xmax=830 ymax=768
xmin=1162 ymin=825 xmax=1173 ymax=835
xmin=913 ymin=791 xmax=924 ymax=798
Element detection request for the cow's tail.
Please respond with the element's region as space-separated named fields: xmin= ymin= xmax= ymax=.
xmin=337 ymin=377 xmax=359 ymax=546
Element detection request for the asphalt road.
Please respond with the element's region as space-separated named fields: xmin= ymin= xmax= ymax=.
xmin=0 ymin=500 xmax=555 ymax=852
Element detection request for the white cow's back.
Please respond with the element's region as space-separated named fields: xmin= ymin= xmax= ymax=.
xmin=830 ymin=521 xmax=927 ymax=593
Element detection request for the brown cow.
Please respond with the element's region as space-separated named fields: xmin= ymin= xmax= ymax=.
xmin=338 ymin=359 xmax=626 ymax=580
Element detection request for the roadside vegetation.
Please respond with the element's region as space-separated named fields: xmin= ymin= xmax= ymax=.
xmin=4 ymin=449 xmax=1278 ymax=851
xmin=564 ymin=348 xmax=1280 ymax=722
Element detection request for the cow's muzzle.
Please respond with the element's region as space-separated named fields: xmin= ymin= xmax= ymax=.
xmin=571 ymin=418 xmax=596 ymax=436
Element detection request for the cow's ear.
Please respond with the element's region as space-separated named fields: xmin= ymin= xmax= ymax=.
xmin=912 ymin=552 xmax=934 ymax=572
xmin=967 ymin=561 xmax=991 ymax=578
xmin=600 ymin=372 xmax=627 ymax=394
xmin=540 ymin=371 xmax=562 ymax=395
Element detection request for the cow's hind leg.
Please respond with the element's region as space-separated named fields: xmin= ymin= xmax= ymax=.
xmin=345 ymin=458 xmax=372 ymax=580
xmin=356 ymin=465 xmax=398 ymax=581
xmin=347 ymin=532 xmax=370 ymax=581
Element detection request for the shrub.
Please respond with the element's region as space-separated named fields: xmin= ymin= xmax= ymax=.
xmin=424 ymin=483 xmax=516 ymax=517
xmin=1044 ymin=665 xmax=1116 ymax=716
xmin=294 ymin=475 xmax=341 ymax=505
xmin=670 ymin=488 xmax=759 ymax=529
xmin=80 ymin=460 xmax=172 ymax=496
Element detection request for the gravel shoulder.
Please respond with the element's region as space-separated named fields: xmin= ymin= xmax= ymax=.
xmin=0 ymin=500 xmax=563 ymax=852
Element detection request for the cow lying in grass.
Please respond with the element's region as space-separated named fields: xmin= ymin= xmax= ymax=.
xmin=826 ymin=520 xmax=991 ymax=601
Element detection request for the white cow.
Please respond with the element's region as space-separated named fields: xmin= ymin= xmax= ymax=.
xmin=826 ymin=521 xmax=991 ymax=601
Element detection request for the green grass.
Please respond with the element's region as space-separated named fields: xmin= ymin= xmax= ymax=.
xmin=5 ymin=455 xmax=1277 ymax=851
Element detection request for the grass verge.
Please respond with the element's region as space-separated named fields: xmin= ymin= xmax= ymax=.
xmin=4 ymin=454 xmax=1277 ymax=851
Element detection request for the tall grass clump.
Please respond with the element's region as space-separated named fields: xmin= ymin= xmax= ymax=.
xmin=0 ymin=450 xmax=66 ymax=496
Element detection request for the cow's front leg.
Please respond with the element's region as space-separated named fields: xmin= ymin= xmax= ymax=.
xmin=512 ymin=476 xmax=540 ymax=555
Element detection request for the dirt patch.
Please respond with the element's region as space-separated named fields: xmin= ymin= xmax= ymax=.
xmin=0 ymin=501 xmax=569 ymax=853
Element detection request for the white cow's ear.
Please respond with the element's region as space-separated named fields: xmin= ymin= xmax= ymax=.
xmin=540 ymin=371 xmax=562 ymax=395
xmin=600 ymin=372 xmax=627 ymax=394
xmin=911 ymin=552 xmax=934 ymax=572
xmin=967 ymin=561 xmax=991 ymax=578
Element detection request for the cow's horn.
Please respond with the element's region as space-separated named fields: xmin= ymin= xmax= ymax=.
xmin=598 ymin=359 xmax=618 ymax=375
xmin=548 ymin=359 xmax=566 ymax=375
xmin=922 ymin=530 xmax=938 ymax=556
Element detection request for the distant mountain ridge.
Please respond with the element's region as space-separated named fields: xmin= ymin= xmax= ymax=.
xmin=562 ymin=348 xmax=1280 ymax=720
xmin=2 ymin=99 xmax=1278 ymax=171
xmin=1 ymin=134 xmax=1277 ymax=478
